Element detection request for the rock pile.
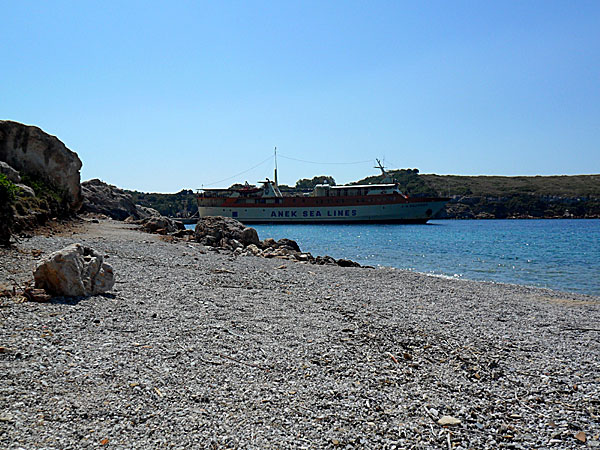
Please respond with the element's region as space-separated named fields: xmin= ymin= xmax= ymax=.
xmin=81 ymin=179 xmax=161 ymax=221
xmin=194 ymin=216 xmax=361 ymax=267
xmin=33 ymin=243 xmax=115 ymax=297
xmin=194 ymin=216 xmax=259 ymax=248
xmin=80 ymin=179 xmax=188 ymax=236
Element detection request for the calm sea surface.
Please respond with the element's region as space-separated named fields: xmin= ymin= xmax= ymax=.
xmin=188 ymin=219 xmax=600 ymax=296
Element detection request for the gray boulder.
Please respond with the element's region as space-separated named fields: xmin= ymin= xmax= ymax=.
xmin=337 ymin=258 xmax=361 ymax=268
xmin=0 ymin=161 xmax=21 ymax=183
xmin=262 ymin=238 xmax=277 ymax=248
xmin=0 ymin=121 xmax=82 ymax=210
xmin=141 ymin=216 xmax=182 ymax=234
xmin=194 ymin=216 xmax=260 ymax=248
xmin=136 ymin=205 xmax=162 ymax=219
xmin=34 ymin=243 xmax=115 ymax=296
xmin=260 ymin=237 xmax=301 ymax=252
xmin=15 ymin=184 xmax=35 ymax=197
xmin=241 ymin=227 xmax=260 ymax=246
xmin=276 ymin=238 xmax=301 ymax=252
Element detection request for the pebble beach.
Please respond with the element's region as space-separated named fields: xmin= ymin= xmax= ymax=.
xmin=1 ymin=219 xmax=599 ymax=449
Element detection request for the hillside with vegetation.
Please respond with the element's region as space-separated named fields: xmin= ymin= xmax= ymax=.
xmin=422 ymin=174 xmax=600 ymax=198
xmin=354 ymin=170 xmax=600 ymax=219
xmin=128 ymin=189 xmax=197 ymax=218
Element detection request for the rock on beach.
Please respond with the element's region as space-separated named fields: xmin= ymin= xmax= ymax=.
xmin=33 ymin=243 xmax=115 ymax=296
xmin=1 ymin=219 xmax=599 ymax=449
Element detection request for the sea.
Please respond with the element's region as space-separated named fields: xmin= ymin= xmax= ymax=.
xmin=187 ymin=219 xmax=600 ymax=296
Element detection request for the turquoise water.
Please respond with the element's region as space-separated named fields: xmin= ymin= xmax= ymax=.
xmin=188 ymin=220 xmax=600 ymax=296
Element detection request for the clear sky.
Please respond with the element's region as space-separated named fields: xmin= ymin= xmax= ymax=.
xmin=2 ymin=1 xmax=599 ymax=192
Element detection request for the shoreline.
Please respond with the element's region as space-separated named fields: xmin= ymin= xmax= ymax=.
xmin=244 ymin=219 xmax=600 ymax=298
xmin=1 ymin=219 xmax=599 ymax=448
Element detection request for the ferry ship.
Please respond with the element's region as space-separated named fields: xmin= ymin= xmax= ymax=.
xmin=197 ymin=160 xmax=449 ymax=224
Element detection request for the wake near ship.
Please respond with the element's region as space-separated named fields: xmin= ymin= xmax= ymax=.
xmin=197 ymin=158 xmax=448 ymax=224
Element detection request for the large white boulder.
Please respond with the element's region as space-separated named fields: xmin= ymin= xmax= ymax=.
xmin=34 ymin=243 xmax=115 ymax=296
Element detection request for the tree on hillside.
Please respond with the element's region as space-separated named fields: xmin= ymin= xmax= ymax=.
xmin=352 ymin=168 xmax=437 ymax=197
xmin=295 ymin=176 xmax=336 ymax=190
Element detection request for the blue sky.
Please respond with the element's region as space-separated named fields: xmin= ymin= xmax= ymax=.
xmin=2 ymin=1 xmax=599 ymax=192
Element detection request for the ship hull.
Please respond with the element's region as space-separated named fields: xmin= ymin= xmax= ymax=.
xmin=197 ymin=199 xmax=448 ymax=224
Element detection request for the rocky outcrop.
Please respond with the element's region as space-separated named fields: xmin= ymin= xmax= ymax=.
xmin=15 ymin=184 xmax=35 ymax=197
xmin=33 ymin=243 xmax=115 ymax=297
xmin=136 ymin=205 xmax=162 ymax=219
xmin=81 ymin=179 xmax=161 ymax=221
xmin=0 ymin=121 xmax=82 ymax=210
xmin=0 ymin=161 xmax=21 ymax=183
xmin=194 ymin=216 xmax=362 ymax=268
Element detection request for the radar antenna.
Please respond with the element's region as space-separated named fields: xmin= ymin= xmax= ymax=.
xmin=374 ymin=158 xmax=386 ymax=176
xmin=375 ymin=158 xmax=394 ymax=183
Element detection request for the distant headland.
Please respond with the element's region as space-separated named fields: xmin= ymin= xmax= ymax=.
xmin=129 ymin=171 xmax=600 ymax=220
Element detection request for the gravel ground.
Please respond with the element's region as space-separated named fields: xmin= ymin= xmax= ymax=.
xmin=1 ymin=219 xmax=599 ymax=449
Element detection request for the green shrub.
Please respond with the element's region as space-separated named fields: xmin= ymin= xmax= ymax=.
xmin=20 ymin=173 xmax=65 ymax=203
xmin=19 ymin=173 xmax=70 ymax=217
xmin=0 ymin=173 xmax=18 ymax=204
xmin=0 ymin=174 xmax=17 ymax=245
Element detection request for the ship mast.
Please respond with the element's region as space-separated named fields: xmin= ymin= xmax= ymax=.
xmin=274 ymin=146 xmax=278 ymax=187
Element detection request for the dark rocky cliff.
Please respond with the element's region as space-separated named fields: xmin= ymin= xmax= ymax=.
xmin=0 ymin=121 xmax=82 ymax=210
xmin=0 ymin=121 xmax=84 ymax=244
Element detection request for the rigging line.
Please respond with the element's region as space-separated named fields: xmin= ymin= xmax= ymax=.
xmin=203 ymin=155 xmax=273 ymax=187
xmin=278 ymin=154 xmax=373 ymax=165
